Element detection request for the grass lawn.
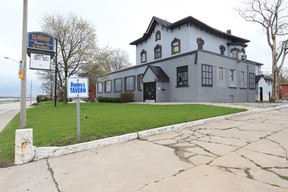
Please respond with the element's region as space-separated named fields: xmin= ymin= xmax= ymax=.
xmin=0 ymin=102 xmax=246 ymax=167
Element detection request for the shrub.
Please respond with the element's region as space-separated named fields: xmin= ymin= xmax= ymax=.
xmin=120 ymin=92 xmax=134 ymax=103
xmin=97 ymin=97 xmax=121 ymax=103
xmin=36 ymin=95 xmax=50 ymax=103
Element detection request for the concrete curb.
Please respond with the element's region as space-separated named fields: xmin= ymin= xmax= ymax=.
xmin=31 ymin=104 xmax=288 ymax=162
xmin=34 ymin=133 xmax=137 ymax=161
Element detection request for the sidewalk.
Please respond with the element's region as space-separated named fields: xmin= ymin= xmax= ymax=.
xmin=0 ymin=101 xmax=33 ymax=132
xmin=1 ymin=104 xmax=288 ymax=191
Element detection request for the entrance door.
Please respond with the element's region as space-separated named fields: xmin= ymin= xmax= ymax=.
xmin=144 ymin=82 xmax=156 ymax=102
xmin=260 ymin=87 xmax=263 ymax=101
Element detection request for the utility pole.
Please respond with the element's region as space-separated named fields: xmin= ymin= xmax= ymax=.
xmin=20 ymin=0 xmax=28 ymax=128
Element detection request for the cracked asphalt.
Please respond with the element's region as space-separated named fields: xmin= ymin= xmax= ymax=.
xmin=1 ymin=105 xmax=288 ymax=192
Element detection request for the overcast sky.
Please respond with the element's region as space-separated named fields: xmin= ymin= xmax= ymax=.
xmin=0 ymin=0 xmax=272 ymax=97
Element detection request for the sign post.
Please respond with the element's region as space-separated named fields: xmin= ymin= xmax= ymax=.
xmin=67 ymin=77 xmax=89 ymax=140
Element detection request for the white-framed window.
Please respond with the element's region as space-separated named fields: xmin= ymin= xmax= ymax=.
xmin=230 ymin=69 xmax=235 ymax=82
xmin=125 ymin=76 xmax=135 ymax=91
xmin=218 ymin=67 xmax=224 ymax=81
xmin=97 ymin=82 xmax=103 ymax=93
xmin=114 ymin=78 xmax=122 ymax=92
xmin=105 ymin=80 xmax=112 ymax=92
xmin=231 ymin=48 xmax=239 ymax=59
xmin=240 ymin=71 xmax=245 ymax=84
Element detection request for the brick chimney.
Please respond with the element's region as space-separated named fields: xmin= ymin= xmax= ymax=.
xmin=227 ymin=29 xmax=232 ymax=35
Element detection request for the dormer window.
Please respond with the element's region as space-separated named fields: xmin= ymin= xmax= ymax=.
xmin=197 ymin=38 xmax=205 ymax=50
xmin=154 ymin=44 xmax=162 ymax=59
xmin=219 ymin=45 xmax=226 ymax=55
xmin=140 ymin=49 xmax=147 ymax=63
xmin=171 ymin=38 xmax=181 ymax=54
xmin=231 ymin=48 xmax=239 ymax=59
xmin=155 ymin=31 xmax=161 ymax=41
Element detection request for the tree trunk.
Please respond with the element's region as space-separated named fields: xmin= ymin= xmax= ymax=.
xmin=272 ymin=52 xmax=280 ymax=102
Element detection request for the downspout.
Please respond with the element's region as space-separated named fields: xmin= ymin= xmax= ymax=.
xmin=247 ymin=64 xmax=249 ymax=102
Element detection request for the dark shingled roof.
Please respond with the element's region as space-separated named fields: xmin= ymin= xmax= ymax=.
xmin=256 ymin=74 xmax=273 ymax=83
xmin=130 ymin=16 xmax=250 ymax=45
xmin=147 ymin=66 xmax=169 ymax=82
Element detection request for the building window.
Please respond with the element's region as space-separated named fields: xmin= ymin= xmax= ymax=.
xmin=231 ymin=48 xmax=239 ymax=59
xmin=125 ymin=76 xmax=135 ymax=91
xmin=137 ymin=74 xmax=143 ymax=91
xmin=202 ymin=64 xmax=213 ymax=87
xmin=177 ymin=66 xmax=188 ymax=87
xmin=97 ymin=82 xmax=103 ymax=93
xmin=197 ymin=38 xmax=205 ymax=50
xmin=155 ymin=30 xmax=161 ymax=41
xmin=140 ymin=49 xmax=147 ymax=63
xmin=154 ymin=44 xmax=162 ymax=59
xmin=171 ymin=38 xmax=181 ymax=54
xmin=230 ymin=69 xmax=235 ymax=82
xmin=105 ymin=80 xmax=112 ymax=93
xmin=114 ymin=78 xmax=122 ymax=92
xmin=219 ymin=45 xmax=226 ymax=55
xmin=240 ymin=71 xmax=245 ymax=84
xmin=218 ymin=67 xmax=224 ymax=81
xmin=249 ymin=73 xmax=256 ymax=89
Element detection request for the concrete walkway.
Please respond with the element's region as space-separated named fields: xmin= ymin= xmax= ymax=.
xmin=1 ymin=104 xmax=288 ymax=191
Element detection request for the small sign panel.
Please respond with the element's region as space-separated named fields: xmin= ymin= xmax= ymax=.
xmin=67 ymin=77 xmax=89 ymax=98
xmin=18 ymin=60 xmax=24 ymax=79
xmin=30 ymin=53 xmax=51 ymax=70
xmin=27 ymin=32 xmax=55 ymax=52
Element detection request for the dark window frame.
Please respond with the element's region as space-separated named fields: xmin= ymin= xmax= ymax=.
xmin=125 ymin=76 xmax=135 ymax=91
xmin=171 ymin=38 xmax=181 ymax=55
xmin=97 ymin=82 xmax=103 ymax=93
xmin=176 ymin=66 xmax=189 ymax=87
xmin=154 ymin=44 xmax=162 ymax=60
xmin=202 ymin=64 xmax=213 ymax=87
xmin=155 ymin=30 xmax=161 ymax=41
xmin=140 ymin=49 xmax=147 ymax=63
xmin=114 ymin=78 xmax=122 ymax=92
xmin=137 ymin=74 xmax=143 ymax=91
xmin=104 ymin=80 xmax=112 ymax=93
xmin=249 ymin=73 xmax=256 ymax=89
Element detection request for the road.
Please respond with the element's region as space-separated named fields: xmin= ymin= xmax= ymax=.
xmin=0 ymin=101 xmax=32 ymax=132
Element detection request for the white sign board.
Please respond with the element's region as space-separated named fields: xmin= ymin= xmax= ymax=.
xmin=67 ymin=77 xmax=89 ymax=98
xmin=30 ymin=53 xmax=51 ymax=70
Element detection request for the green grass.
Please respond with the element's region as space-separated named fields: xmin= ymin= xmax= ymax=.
xmin=0 ymin=102 xmax=246 ymax=167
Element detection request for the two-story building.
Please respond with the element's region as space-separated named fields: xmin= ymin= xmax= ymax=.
xmin=96 ymin=16 xmax=263 ymax=103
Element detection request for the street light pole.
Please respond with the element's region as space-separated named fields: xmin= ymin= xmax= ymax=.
xmin=20 ymin=0 xmax=28 ymax=128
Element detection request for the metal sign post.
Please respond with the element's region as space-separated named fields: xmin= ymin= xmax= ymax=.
xmin=67 ymin=77 xmax=89 ymax=141
xmin=76 ymin=96 xmax=81 ymax=140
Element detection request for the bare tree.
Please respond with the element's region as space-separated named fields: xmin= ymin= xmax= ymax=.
xmin=97 ymin=46 xmax=131 ymax=73
xmin=40 ymin=13 xmax=98 ymax=103
xmin=36 ymin=70 xmax=55 ymax=98
xmin=236 ymin=0 xmax=288 ymax=102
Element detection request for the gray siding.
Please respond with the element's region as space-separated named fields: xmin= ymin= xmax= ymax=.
xmin=96 ymin=50 xmax=257 ymax=103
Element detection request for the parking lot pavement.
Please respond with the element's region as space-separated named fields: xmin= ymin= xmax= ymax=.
xmin=140 ymin=108 xmax=288 ymax=191
xmin=1 ymin=105 xmax=288 ymax=192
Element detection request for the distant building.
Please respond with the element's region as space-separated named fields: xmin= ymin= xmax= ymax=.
xmin=96 ymin=16 xmax=264 ymax=103
xmin=255 ymin=74 xmax=272 ymax=101
xmin=281 ymin=83 xmax=288 ymax=100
